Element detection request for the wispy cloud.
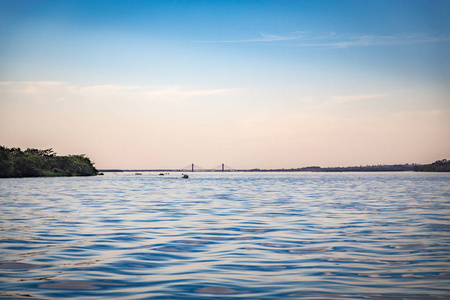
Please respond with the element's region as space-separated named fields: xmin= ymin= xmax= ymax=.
xmin=325 ymin=34 xmax=450 ymax=48
xmin=306 ymin=93 xmax=388 ymax=111
xmin=202 ymin=31 xmax=307 ymax=43
xmin=0 ymin=81 xmax=240 ymax=105
xmin=201 ymin=31 xmax=450 ymax=48
xmin=328 ymin=94 xmax=387 ymax=104
xmin=77 ymin=84 xmax=239 ymax=98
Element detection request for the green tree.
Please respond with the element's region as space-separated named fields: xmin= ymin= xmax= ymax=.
xmin=0 ymin=146 xmax=13 ymax=177
xmin=0 ymin=146 xmax=98 ymax=178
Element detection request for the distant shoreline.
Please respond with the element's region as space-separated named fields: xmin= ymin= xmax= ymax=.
xmin=99 ymin=159 xmax=450 ymax=173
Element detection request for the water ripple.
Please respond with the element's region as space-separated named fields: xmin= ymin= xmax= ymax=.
xmin=1 ymin=172 xmax=449 ymax=299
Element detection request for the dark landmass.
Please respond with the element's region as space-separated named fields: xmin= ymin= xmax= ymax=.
xmin=98 ymin=169 xmax=124 ymax=173
xmin=247 ymin=164 xmax=417 ymax=172
xmin=0 ymin=146 xmax=98 ymax=178
xmin=243 ymin=160 xmax=448 ymax=172
xmin=413 ymin=159 xmax=450 ymax=172
xmin=99 ymin=159 xmax=450 ymax=173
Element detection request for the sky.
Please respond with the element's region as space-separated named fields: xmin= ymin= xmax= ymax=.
xmin=1 ymin=0 xmax=449 ymax=169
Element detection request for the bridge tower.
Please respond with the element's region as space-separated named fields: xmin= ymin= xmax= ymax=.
xmin=222 ymin=163 xmax=224 ymax=172
xmin=192 ymin=163 xmax=194 ymax=172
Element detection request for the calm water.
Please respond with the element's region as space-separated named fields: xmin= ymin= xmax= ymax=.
xmin=1 ymin=172 xmax=450 ymax=299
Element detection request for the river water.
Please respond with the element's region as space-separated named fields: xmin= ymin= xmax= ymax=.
xmin=1 ymin=172 xmax=449 ymax=299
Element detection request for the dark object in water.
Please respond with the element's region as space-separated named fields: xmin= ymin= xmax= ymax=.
xmin=159 ymin=173 xmax=164 ymax=176
xmin=182 ymin=174 xmax=189 ymax=179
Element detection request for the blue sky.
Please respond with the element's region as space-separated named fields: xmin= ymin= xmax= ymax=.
xmin=1 ymin=0 xmax=449 ymax=169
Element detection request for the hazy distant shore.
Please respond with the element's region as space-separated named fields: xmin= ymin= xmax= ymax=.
xmin=99 ymin=159 xmax=450 ymax=173
xmin=2 ymin=145 xmax=447 ymax=178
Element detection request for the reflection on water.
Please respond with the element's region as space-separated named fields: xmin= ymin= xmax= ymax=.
xmin=1 ymin=172 xmax=450 ymax=299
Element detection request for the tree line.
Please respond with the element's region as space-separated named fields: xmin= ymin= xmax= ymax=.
xmin=246 ymin=161 xmax=449 ymax=172
xmin=0 ymin=146 xmax=98 ymax=178
xmin=413 ymin=159 xmax=450 ymax=172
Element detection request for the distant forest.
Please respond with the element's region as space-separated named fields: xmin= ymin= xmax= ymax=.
xmin=0 ymin=146 xmax=98 ymax=178
xmin=250 ymin=164 xmax=416 ymax=172
xmin=413 ymin=159 xmax=450 ymax=172
xmin=251 ymin=160 xmax=450 ymax=172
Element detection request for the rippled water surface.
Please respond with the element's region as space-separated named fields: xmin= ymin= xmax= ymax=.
xmin=1 ymin=172 xmax=450 ymax=299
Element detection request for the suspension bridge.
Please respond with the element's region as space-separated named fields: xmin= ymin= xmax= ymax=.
xmin=178 ymin=163 xmax=236 ymax=172
xmin=99 ymin=164 xmax=238 ymax=173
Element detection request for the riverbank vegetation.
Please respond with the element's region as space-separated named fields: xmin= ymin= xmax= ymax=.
xmin=413 ymin=159 xmax=450 ymax=172
xmin=0 ymin=146 xmax=98 ymax=178
xmin=255 ymin=164 xmax=417 ymax=172
xmin=249 ymin=161 xmax=449 ymax=172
